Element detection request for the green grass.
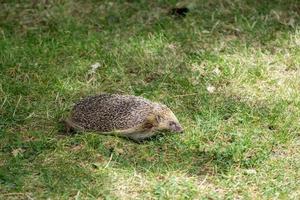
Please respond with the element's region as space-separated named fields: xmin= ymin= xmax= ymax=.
xmin=1 ymin=0 xmax=300 ymax=199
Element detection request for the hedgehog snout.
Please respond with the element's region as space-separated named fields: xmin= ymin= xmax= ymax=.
xmin=169 ymin=122 xmax=183 ymax=133
xmin=174 ymin=124 xmax=183 ymax=133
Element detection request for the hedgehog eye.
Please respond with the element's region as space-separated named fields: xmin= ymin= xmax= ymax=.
xmin=169 ymin=121 xmax=176 ymax=127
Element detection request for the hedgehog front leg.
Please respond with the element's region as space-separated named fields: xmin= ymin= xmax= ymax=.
xmin=113 ymin=119 xmax=157 ymax=142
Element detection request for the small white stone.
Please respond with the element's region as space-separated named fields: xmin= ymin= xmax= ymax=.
xmin=91 ymin=62 xmax=101 ymax=70
xmin=89 ymin=62 xmax=101 ymax=74
xmin=207 ymin=85 xmax=216 ymax=93
xmin=213 ymin=67 xmax=221 ymax=76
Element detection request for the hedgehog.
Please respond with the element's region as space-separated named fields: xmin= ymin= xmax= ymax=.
xmin=64 ymin=94 xmax=183 ymax=141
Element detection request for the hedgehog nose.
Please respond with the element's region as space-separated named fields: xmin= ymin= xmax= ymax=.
xmin=176 ymin=125 xmax=184 ymax=133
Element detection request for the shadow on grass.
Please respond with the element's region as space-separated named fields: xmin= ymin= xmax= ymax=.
xmin=0 ymin=80 xmax=287 ymax=196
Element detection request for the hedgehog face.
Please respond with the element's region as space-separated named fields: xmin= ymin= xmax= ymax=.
xmin=155 ymin=107 xmax=183 ymax=133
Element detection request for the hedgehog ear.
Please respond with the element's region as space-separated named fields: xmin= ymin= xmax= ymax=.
xmin=155 ymin=115 xmax=162 ymax=123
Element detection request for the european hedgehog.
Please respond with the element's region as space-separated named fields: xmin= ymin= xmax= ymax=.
xmin=64 ymin=94 xmax=183 ymax=141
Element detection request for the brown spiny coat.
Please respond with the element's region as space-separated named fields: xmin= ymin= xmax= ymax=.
xmin=64 ymin=94 xmax=183 ymax=141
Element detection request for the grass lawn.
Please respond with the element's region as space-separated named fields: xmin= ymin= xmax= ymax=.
xmin=1 ymin=0 xmax=300 ymax=199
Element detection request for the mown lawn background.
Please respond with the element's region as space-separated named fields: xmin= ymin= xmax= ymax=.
xmin=0 ymin=0 xmax=299 ymax=199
